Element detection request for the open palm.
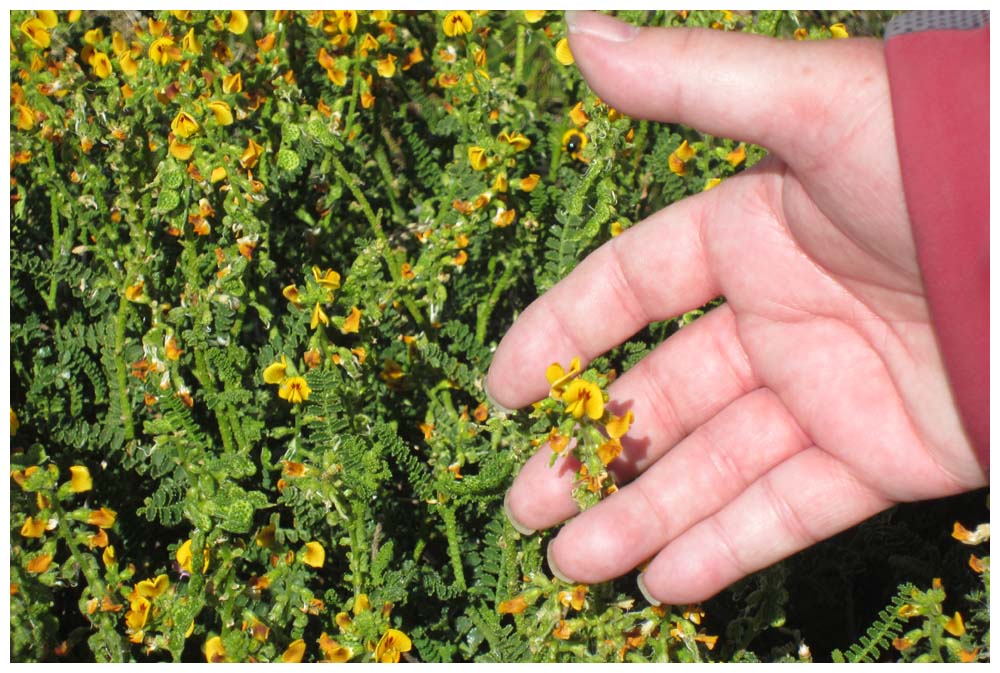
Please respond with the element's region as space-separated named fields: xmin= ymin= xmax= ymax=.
xmin=485 ymin=13 xmax=986 ymax=604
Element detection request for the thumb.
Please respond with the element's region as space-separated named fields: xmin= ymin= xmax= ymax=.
xmin=565 ymin=11 xmax=886 ymax=160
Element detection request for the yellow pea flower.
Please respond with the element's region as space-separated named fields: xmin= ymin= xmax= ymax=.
xmin=87 ymin=507 xmax=117 ymax=529
xmin=703 ymin=177 xmax=722 ymax=191
xmin=135 ymin=574 xmax=170 ymax=600
xmin=498 ymin=130 xmax=531 ymax=152
xmin=468 ymin=146 xmax=489 ymax=171
xmin=263 ymin=355 xmax=288 ymax=385
xmin=605 ymin=410 xmax=634 ymax=439
xmin=555 ymin=38 xmax=574 ymax=65
xmin=726 ymin=143 xmax=746 ymax=167
xmin=83 ymin=27 xmax=104 ymax=45
xmin=16 ymin=105 xmax=36 ymax=131
xmin=149 ymin=36 xmax=179 ymax=65
xmin=376 ymin=53 xmax=397 ymax=78
xmin=341 ymin=306 xmax=362 ymax=334
xmin=171 ymin=111 xmax=199 ymax=139
xmin=519 ymin=174 xmax=541 ymax=192
xmin=830 ymin=23 xmax=849 ymax=39
xmin=545 ymin=356 xmax=582 ymax=399
xmin=374 ymin=629 xmax=412 ymax=663
xmin=311 ymin=303 xmax=330 ymax=330
xmin=68 ymin=10 xmax=82 ymax=23
xmin=205 ymin=636 xmax=227 ymax=663
xmin=36 ymin=10 xmax=58 ymax=28
xmin=240 ymin=138 xmax=265 ymax=169
xmin=182 ymin=27 xmax=202 ymax=55
xmin=498 ymin=595 xmax=529 ymax=614
xmin=278 ymin=377 xmax=311 ymax=404
xmin=282 ymin=640 xmax=306 ymax=663
xmin=20 ymin=516 xmax=47 ymax=538
xmin=222 ymin=72 xmax=242 ymax=93
xmin=318 ymin=633 xmax=353 ymax=663
xmin=176 ymin=538 xmax=210 ymax=573
xmin=228 ymin=10 xmax=249 ymax=35
xmin=169 ymin=139 xmax=195 ymax=161
xmin=69 ymin=465 xmax=93 ymax=492
xmin=27 ymin=553 xmax=54 ymax=574
xmin=524 ymin=11 xmax=546 ymax=24
xmin=668 ymin=140 xmax=696 ymax=176
xmin=119 ymin=51 xmax=139 ymax=77
xmin=333 ymin=10 xmax=358 ymax=35
xmin=20 ymin=18 xmax=51 ymax=49
xmin=443 ymin=10 xmax=473 ymax=37
xmin=563 ymin=379 xmax=604 ymax=420
xmin=102 ymin=545 xmax=116 ymax=568
xmin=944 ymin=611 xmax=965 ymax=637
xmin=558 ymin=584 xmax=588 ymax=611
xmin=206 ymin=100 xmax=233 ymax=126
xmin=312 ymin=266 xmax=342 ymax=290
xmin=597 ymin=437 xmax=623 ymax=465
xmin=303 ymin=541 xmax=325 ymax=568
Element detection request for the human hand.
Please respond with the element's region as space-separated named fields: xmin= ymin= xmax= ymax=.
xmin=484 ymin=11 xmax=987 ymax=605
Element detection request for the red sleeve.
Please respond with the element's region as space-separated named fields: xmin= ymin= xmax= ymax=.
xmin=883 ymin=11 xmax=989 ymax=472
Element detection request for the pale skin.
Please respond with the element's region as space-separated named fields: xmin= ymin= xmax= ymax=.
xmin=484 ymin=11 xmax=987 ymax=605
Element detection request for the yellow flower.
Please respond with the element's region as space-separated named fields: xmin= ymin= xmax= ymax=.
xmin=726 ymin=143 xmax=746 ymax=167
xmin=171 ymin=10 xmax=194 ymax=22
xmin=375 ymin=629 xmax=412 ymax=663
xmin=206 ymin=100 xmax=233 ymax=126
xmin=703 ymin=177 xmax=722 ymax=192
xmin=794 ymin=27 xmax=809 ymax=40
xmin=125 ymin=596 xmax=151 ymax=632
xmin=944 ymin=611 xmax=965 ymax=637
xmin=569 ymin=101 xmax=590 ymax=128
xmin=282 ymin=284 xmax=303 ymax=306
xmin=20 ymin=18 xmax=51 ymax=49
xmin=558 ymin=584 xmax=588 ymax=611
xmin=176 ymin=538 xmax=210 ymax=573
xmin=303 ymin=541 xmax=325 ymax=568
xmin=318 ymin=633 xmax=353 ymax=663
xmin=443 ymin=11 xmax=473 ymax=37
xmin=27 ymin=553 xmax=54 ymax=574
xmin=492 ymin=207 xmax=516 ymax=228
xmin=359 ymin=33 xmax=381 ymax=57
xmin=87 ymin=507 xmax=117 ymax=529
xmin=952 ymin=521 xmax=990 ymax=545
xmin=312 ymin=266 xmax=342 ymax=290
xmin=257 ymin=32 xmax=277 ymax=53
xmin=341 ymin=306 xmax=362 ymax=334
xmin=210 ymin=166 xmax=227 ymax=183
xmin=524 ymin=11 xmax=546 ymax=23
xmin=830 ymin=23 xmax=849 ymax=39
xmin=548 ymin=428 xmax=570 ymax=454
xmin=20 ymin=516 xmax=47 ymax=538
xmin=278 ymin=377 xmax=311 ymax=404
xmin=171 ymin=111 xmax=199 ymax=139
xmin=182 ymin=28 xmax=202 ymax=55
xmin=263 ymin=355 xmax=288 ymax=385
xmin=169 ymin=139 xmax=195 ymax=161
xmin=15 ymin=104 xmax=35 ymax=131
xmin=333 ymin=10 xmax=359 ymax=35
xmin=376 ymin=53 xmax=397 ymax=78
xmin=552 ymin=619 xmax=573 ymax=640
xmin=36 ymin=10 xmax=58 ymax=28
xmin=102 ymin=545 xmax=116 ymax=568
xmin=228 ymin=10 xmax=249 ymax=35
xmin=605 ymin=410 xmax=634 ymax=439
xmin=353 ymin=593 xmax=371 ymax=614
xmin=668 ymin=139 xmax=696 ymax=175
xmin=280 ymin=639 xmax=306 ymax=663
xmin=68 ymin=10 xmax=82 ymax=23
xmin=519 ymin=174 xmax=541 ymax=192
xmin=498 ymin=130 xmax=531 ymax=152
xmin=563 ymin=379 xmax=604 ymax=420
xmin=311 ymin=303 xmax=330 ymax=330
xmin=149 ymin=36 xmax=180 ymax=65
xmin=498 ymin=595 xmax=529 ymax=614
xmin=240 ymin=138 xmax=265 ymax=169
xmin=119 ymin=51 xmax=139 ymax=77
xmin=555 ymin=38 xmax=574 ymax=65
xmin=597 ymin=437 xmax=623 ymax=465
xmin=205 ymin=635 xmax=227 ymax=663
xmin=468 ymin=146 xmax=489 ymax=171
xmin=69 ymin=465 xmax=93 ymax=492
xmin=84 ymin=27 xmax=105 ymax=45
xmin=561 ymin=129 xmax=588 ymax=161
xmin=545 ymin=356 xmax=581 ymax=398
xmin=222 ymin=72 xmax=243 ymax=93
xmin=135 ymin=574 xmax=170 ymax=600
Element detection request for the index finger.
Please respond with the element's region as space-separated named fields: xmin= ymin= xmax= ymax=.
xmin=484 ymin=187 xmax=720 ymax=409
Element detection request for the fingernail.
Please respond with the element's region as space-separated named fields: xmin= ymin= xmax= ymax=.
xmin=636 ymin=573 xmax=662 ymax=607
xmin=565 ymin=10 xmax=640 ymax=43
xmin=483 ymin=383 xmax=514 ymax=415
xmin=547 ymin=542 xmax=574 ymax=583
xmin=504 ymin=489 xmax=536 ymax=536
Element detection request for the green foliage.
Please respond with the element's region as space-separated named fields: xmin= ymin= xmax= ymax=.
xmin=9 ymin=8 xmax=986 ymax=664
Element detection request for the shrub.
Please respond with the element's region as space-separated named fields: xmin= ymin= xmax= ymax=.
xmin=9 ymin=9 xmax=988 ymax=662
